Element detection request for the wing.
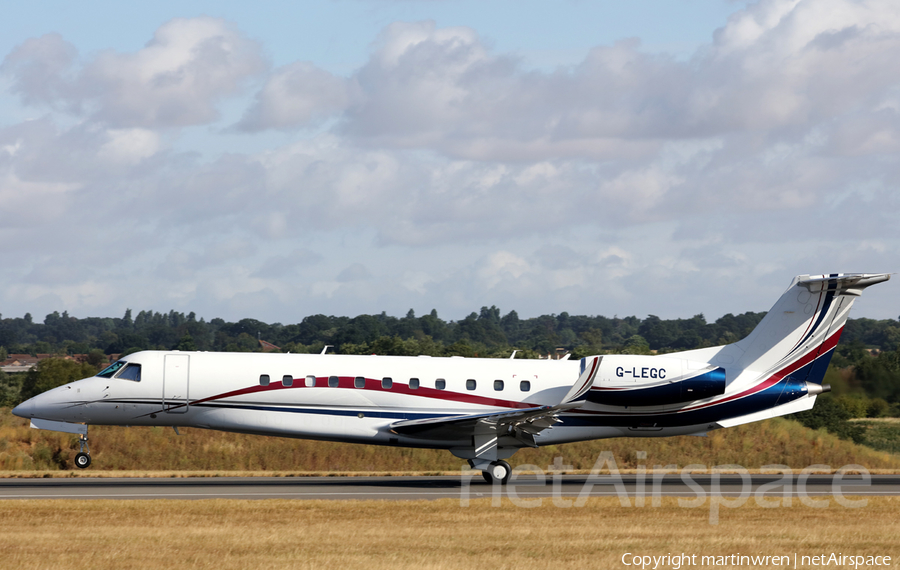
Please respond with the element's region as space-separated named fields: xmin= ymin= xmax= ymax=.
xmin=389 ymin=356 xmax=600 ymax=446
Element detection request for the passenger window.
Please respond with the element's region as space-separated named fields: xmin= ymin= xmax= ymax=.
xmin=282 ymin=375 xmax=293 ymax=387
xmin=382 ymin=377 xmax=392 ymax=389
xmin=494 ymin=380 xmax=504 ymax=391
xmin=328 ymin=376 xmax=339 ymax=387
xmin=466 ymin=379 xmax=476 ymax=390
xmin=409 ymin=378 xmax=419 ymax=390
xmin=260 ymin=374 xmax=270 ymax=386
xmin=435 ymin=379 xmax=446 ymax=390
xmin=116 ymin=364 xmax=141 ymax=382
xmin=520 ymin=380 xmax=531 ymax=392
xmin=306 ymin=375 xmax=316 ymax=387
xmin=355 ymin=376 xmax=365 ymax=388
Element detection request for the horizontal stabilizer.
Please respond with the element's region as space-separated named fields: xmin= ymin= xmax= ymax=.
xmin=798 ymin=273 xmax=890 ymax=296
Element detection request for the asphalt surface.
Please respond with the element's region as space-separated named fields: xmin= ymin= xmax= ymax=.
xmin=1 ymin=474 xmax=897 ymax=501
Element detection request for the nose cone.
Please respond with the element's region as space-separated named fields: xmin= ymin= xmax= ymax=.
xmin=12 ymin=399 xmax=34 ymax=418
xmin=11 ymin=383 xmax=82 ymax=422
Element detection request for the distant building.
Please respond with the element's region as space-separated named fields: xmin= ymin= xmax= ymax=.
xmin=0 ymin=353 xmax=105 ymax=373
xmin=0 ymin=354 xmax=41 ymax=373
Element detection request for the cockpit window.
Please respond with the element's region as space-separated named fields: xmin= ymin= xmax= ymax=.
xmin=116 ymin=363 xmax=141 ymax=382
xmin=97 ymin=360 xmax=126 ymax=378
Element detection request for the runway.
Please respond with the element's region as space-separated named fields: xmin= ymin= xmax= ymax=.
xmin=2 ymin=474 xmax=899 ymax=500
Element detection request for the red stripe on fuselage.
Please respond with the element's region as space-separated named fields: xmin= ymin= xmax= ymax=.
xmin=191 ymin=376 xmax=537 ymax=410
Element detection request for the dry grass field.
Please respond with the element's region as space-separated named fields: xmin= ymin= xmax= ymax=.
xmin=3 ymin=407 xmax=900 ymax=474
xmin=0 ymin=497 xmax=898 ymax=569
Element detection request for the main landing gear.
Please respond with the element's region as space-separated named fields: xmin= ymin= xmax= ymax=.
xmin=480 ymin=460 xmax=511 ymax=485
xmin=74 ymin=434 xmax=91 ymax=469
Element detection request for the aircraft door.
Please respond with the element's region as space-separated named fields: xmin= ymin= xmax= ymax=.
xmin=163 ymin=354 xmax=190 ymax=413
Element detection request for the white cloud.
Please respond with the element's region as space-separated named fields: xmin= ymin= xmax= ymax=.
xmin=97 ymin=129 xmax=161 ymax=164
xmin=236 ymin=61 xmax=353 ymax=131
xmin=1 ymin=4 xmax=899 ymax=323
xmin=2 ymin=17 xmax=266 ymax=127
xmin=0 ymin=170 xmax=80 ymax=224
xmin=476 ymin=251 xmax=530 ymax=289
xmin=252 ymin=248 xmax=323 ymax=278
xmin=337 ymin=263 xmax=373 ymax=282
xmin=0 ymin=33 xmax=77 ymax=110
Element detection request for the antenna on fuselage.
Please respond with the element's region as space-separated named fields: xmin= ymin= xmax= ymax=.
xmin=321 ymin=345 xmax=333 ymax=355
xmin=509 ymin=350 xmax=517 ymax=359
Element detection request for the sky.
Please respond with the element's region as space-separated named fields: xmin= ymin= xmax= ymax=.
xmin=1 ymin=0 xmax=898 ymax=326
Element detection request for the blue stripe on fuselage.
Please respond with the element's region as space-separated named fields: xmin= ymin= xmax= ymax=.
xmin=563 ymin=367 xmax=821 ymax=428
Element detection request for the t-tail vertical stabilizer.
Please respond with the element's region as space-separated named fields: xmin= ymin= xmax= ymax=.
xmin=710 ymin=273 xmax=890 ymax=428
xmin=734 ymin=274 xmax=889 ymax=381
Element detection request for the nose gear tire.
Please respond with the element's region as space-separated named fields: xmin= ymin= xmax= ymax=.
xmin=74 ymin=452 xmax=91 ymax=469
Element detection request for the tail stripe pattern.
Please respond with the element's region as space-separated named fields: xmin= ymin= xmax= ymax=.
xmin=784 ymin=275 xmax=838 ymax=359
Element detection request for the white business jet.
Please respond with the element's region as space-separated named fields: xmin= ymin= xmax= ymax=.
xmin=12 ymin=273 xmax=889 ymax=483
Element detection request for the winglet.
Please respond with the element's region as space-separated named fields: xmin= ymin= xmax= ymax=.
xmin=560 ymin=356 xmax=600 ymax=405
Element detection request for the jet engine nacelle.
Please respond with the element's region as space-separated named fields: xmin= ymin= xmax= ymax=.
xmin=586 ymin=355 xmax=726 ymax=406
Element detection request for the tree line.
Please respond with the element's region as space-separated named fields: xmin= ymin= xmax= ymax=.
xmin=2 ymin=307 xmax=900 ymax=430
xmin=0 ymin=307 xmax=773 ymax=358
xmin=3 ymin=306 xmax=900 ymax=358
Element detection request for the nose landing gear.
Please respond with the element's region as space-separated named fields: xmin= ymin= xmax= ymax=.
xmin=74 ymin=434 xmax=91 ymax=469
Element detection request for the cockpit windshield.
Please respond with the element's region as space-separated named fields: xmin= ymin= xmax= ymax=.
xmin=97 ymin=360 xmax=126 ymax=378
xmin=98 ymin=360 xmax=142 ymax=381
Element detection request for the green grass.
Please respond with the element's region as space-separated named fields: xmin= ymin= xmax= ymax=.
xmin=853 ymin=419 xmax=900 ymax=454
